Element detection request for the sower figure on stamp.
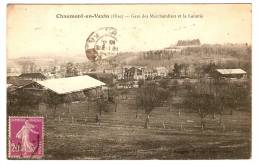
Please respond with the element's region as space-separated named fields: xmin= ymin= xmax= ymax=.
xmin=16 ymin=120 xmax=39 ymax=153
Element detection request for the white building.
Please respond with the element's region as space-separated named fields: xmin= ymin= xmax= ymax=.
xmin=156 ymin=67 xmax=169 ymax=78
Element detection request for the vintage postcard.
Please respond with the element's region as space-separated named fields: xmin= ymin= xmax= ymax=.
xmin=7 ymin=4 xmax=251 ymax=159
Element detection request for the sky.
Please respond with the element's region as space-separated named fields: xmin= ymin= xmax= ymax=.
xmin=7 ymin=4 xmax=251 ymax=59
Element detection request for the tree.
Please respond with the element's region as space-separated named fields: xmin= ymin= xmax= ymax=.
xmin=108 ymin=87 xmax=119 ymax=112
xmin=63 ymin=94 xmax=73 ymax=113
xmin=158 ymin=79 xmax=169 ymax=89
xmin=185 ymin=79 xmax=221 ymax=131
xmin=203 ymin=62 xmax=217 ymax=76
xmin=65 ymin=62 xmax=79 ymax=77
xmin=169 ymin=79 xmax=179 ymax=96
xmin=136 ymin=82 xmax=170 ymax=128
xmin=19 ymin=61 xmax=36 ymax=73
xmin=222 ymin=83 xmax=249 ymax=115
xmin=189 ymin=93 xmax=214 ymax=130
xmin=137 ymin=79 xmax=144 ymax=88
xmin=96 ymin=94 xmax=107 ymax=116
xmin=214 ymin=96 xmax=225 ymax=130
xmin=173 ymin=63 xmax=181 ymax=78
xmin=173 ymin=63 xmax=187 ymax=78
xmin=43 ymin=91 xmax=64 ymax=117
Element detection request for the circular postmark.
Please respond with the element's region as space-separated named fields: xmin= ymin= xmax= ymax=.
xmin=85 ymin=27 xmax=118 ymax=63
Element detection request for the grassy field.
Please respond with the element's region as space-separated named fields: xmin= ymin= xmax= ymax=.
xmin=34 ymin=100 xmax=251 ymax=160
xmin=8 ymin=88 xmax=251 ymax=160
xmin=44 ymin=124 xmax=251 ymax=159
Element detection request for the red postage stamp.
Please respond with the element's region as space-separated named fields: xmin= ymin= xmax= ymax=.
xmin=8 ymin=116 xmax=44 ymax=159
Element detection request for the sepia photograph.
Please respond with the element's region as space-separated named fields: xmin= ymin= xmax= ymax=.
xmin=6 ymin=4 xmax=251 ymax=160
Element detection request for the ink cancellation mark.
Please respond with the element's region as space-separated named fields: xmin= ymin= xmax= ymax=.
xmin=85 ymin=27 xmax=119 ymax=63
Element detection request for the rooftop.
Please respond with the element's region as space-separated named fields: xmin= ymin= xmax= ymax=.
xmin=7 ymin=77 xmax=33 ymax=88
xmin=36 ymin=75 xmax=105 ymax=95
xmin=216 ymin=69 xmax=247 ymax=75
xmin=19 ymin=73 xmax=47 ymax=79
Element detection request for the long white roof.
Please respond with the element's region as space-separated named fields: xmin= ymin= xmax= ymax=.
xmin=36 ymin=75 xmax=105 ymax=94
xmin=216 ymin=69 xmax=247 ymax=75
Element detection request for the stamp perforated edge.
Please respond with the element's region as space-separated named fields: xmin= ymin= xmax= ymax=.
xmin=8 ymin=116 xmax=44 ymax=159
